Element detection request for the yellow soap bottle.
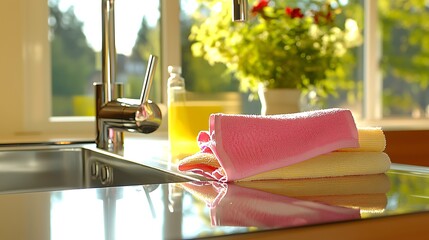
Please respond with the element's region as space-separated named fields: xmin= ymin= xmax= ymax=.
xmin=167 ymin=66 xmax=199 ymax=162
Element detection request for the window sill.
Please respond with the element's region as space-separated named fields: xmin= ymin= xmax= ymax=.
xmin=357 ymin=118 xmax=429 ymax=131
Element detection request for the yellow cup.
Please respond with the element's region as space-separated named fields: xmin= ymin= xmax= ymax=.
xmin=168 ymin=101 xmax=224 ymax=162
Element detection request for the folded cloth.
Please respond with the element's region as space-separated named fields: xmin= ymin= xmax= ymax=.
xmin=192 ymin=108 xmax=359 ymax=182
xmin=179 ymin=151 xmax=391 ymax=181
xmin=180 ymin=181 xmax=361 ymax=228
xmin=338 ymin=127 xmax=386 ymax=152
xmin=240 ymin=152 xmax=391 ymax=181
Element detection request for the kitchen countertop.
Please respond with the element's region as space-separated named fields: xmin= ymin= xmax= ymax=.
xmin=1 ymin=159 xmax=429 ymax=239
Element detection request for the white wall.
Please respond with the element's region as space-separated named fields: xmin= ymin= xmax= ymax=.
xmin=0 ymin=0 xmax=25 ymax=139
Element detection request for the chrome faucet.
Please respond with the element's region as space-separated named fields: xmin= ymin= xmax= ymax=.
xmin=95 ymin=0 xmax=247 ymax=153
xmin=232 ymin=0 xmax=248 ymax=22
xmin=95 ymin=0 xmax=162 ymax=154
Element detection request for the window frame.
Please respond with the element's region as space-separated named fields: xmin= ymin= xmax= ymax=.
xmin=361 ymin=0 xmax=429 ymax=130
xmin=14 ymin=0 xmax=429 ymax=142
xmin=23 ymin=0 xmax=95 ymax=138
xmin=19 ymin=0 xmax=182 ymax=140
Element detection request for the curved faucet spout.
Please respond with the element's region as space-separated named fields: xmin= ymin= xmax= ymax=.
xmin=232 ymin=0 xmax=248 ymax=22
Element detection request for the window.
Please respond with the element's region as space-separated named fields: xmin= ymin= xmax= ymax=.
xmin=18 ymin=0 xmax=166 ymax=138
xmin=178 ymin=0 xmax=429 ymax=128
xmin=363 ymin=0 xmax=429 ymax=129
xmin=49 ymin=0 xmax=161 ymax=116
xmin=8 ymin=0 xmax=429 ymax=141
xmin=378 ymin=0 xmax=429 ymax=118
xmin=43 ymin=0 xmax=429 ymax=123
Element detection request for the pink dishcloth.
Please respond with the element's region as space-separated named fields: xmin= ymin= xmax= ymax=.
xmin=197 ymin=108 xmax=359 ymax=182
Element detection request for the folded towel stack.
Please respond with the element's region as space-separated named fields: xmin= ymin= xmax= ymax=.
xmin=177 ymin=108 xmax=391 ymax=182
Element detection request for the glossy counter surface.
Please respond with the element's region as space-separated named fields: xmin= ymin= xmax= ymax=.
xmin=1 ymin=163 xmax=429 ymax=239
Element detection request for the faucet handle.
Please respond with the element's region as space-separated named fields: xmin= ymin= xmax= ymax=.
xmin=135 ymin=54 xmax=162 ymax=132
xmin=140 ymin=55 xmax=158 ymax=105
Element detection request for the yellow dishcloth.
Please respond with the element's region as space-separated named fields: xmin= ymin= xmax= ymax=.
xmin=239 ymin=152 xmax=390 ymax=181
xmin=338 ymin=127 xmax=386 ymax=152
xmin=179 ymin=151 xmax=390 ymax=181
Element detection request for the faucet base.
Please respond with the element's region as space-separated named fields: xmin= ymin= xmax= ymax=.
xmin=94 ymin=83 xmax=162 ymax=154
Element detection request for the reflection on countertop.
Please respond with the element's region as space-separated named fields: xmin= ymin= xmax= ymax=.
xmin=1 ymin=163 xmax=429 ymax=239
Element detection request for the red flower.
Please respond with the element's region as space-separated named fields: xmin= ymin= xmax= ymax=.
xmin=313 ymin=5 xmax=334 ymax=24
xmin=251 ymin=0 xmax=269 ymax=14
xmin=285 ymin=7 xmax=304 ymax=19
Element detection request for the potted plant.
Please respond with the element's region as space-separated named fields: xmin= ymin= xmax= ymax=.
xmin=190 ymin=0 xmax=363 ymax=114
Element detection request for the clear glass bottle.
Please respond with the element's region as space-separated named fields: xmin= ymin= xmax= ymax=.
xmin=167 ymin=66 xmax=186 ymax=104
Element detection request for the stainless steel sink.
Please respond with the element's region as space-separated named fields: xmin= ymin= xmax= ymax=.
xmin=0 ymin=143 xmax=194 ymax=194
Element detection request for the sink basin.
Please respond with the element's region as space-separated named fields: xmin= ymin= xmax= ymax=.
xmin=0 ymin=143 xmax=194 ymax=194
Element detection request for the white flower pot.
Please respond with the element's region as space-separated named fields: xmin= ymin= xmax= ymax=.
xmin=258 ymin=86 xmax=301 ymax=115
